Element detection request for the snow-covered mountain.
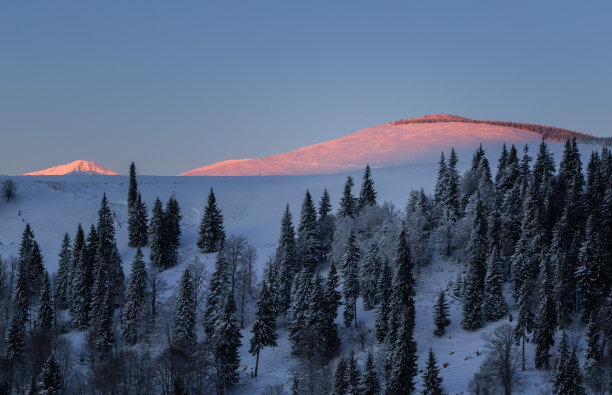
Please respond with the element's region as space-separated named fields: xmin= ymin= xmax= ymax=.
xmin=179 ymin=115 xmax=546 ymax=176
xmin=22 ymin=160 xmax=118 ymax=176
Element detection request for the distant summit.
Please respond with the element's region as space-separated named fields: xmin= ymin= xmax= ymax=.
xmin=23 ymin=160 xmax=118 ymax=176
xmin=180 ymin=114 xmax=609 ymax=177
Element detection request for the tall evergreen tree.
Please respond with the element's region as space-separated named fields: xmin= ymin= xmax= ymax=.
xmin=360 ymin=243 xmax=381 ymax=310
xmin=128 ymin=193 xmax=148 ymax=248
xmin=554 ymin=332 xmax=586 ymax=395
xmin=462 ymin=192 xmax=488 ymax=330
xmin=317 ymin=189 xmax=335 ymax=257
xmin=127 ymin=161 xmax=138 ymax=210
xmin=274 ymin=204 xmax=298 ymax=314
xmin=149 ymin=198 xmax=165 ymax=268
xmin=323 ymin=261 xmax=342 ymax=357
xmin=55 ymin=233 xmax=72 ymax=310
xmin=163 ymin=195 xmax=182 ymax=268
xmin=358 ymin=164 xmax=377 ymax=211
xmin=204 ymin=251 xmax=230 ymax=336
xmin=94 ymin=287 xmax=115 ymax=355
xmin=422 ymin=349 xmax=444 ymax=395
xmin=360 ymin=351 xmax=380 ymax=395
xmin=287 ymin=268 xmax=312 ymax=356
xmin=433 ymin=291 xmax=450 ymax=337
xmin=197 ymin=188 xmax=225 ymax=253
xmin=483 ymin=208 xmax=507 ymax=321
xmin=297 ymin=190 xmax=320 ymax=270
xmin=433 ymin=152 xmax=447 ymax=205
xmin=576 ymin=214 xmax=607 ymax=322
xmin=5 ymin=258 xmax=29 ymax=360
xmin=338 ymin=176 xmax=356 ymax=218
xmin=122 ymin=247 xmax=148 ymax=345
xmin=375 ymin=258 xmax=393 ymax=343
xmin=172 ymin=269 xmax=196 ymax=350
xmin=347 ymin=350 xmax=361 ymax=395
xmin=249 ymin=280 xmax=277 ymax=377
xmin=333 ymin=356 xmax=348 ymax=395
xmin=341 ymin=229 xmax=360 ymax=328
xmin=214 ymin=294 xmax=242 ymax=388
xmin=38 ymin=354 xmax=63 ymax=395
xmin=37 ymin=271 xmax=54 ymax=332
xmin=533 ymin=254 xmax=556 ymax=369
xmin=69 ymin=223 xmax=85 ymax=299
xmin=95 ymin=193 xmax=124 ymax=302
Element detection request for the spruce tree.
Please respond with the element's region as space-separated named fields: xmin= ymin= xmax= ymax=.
xmin=128 ymin=193 xmax=148 ymax=248
xmin=214 ymin=294 xmax=242 ymax=388
xmin=55 ymin=233 xmax=72 ymax=310
xmin=576 ymin=214 xmax=607 ymax=322
xmin=149 ymin=197 xmax=165 ymax=268
xmin=533 ymin=254 xmax=556 ymax=369
xmin=554 ymin=332 xmax=585 ymax=395
xmin=71 ymin=247 xmax=91 ymax=329
xmin=375 ymin=258 xmax=392 ymax=343
xmin=358 ymin=164 xmax=377 ymax=211
xmin=197 ymin=188 xmax=225 ymax=253
xmin=333 ymin=356 xmax=349 ymax=395
xmin=360 ymin=243 xmax=381 ymax=310
xmin=324 ymin=260 xmax=342 ymax=357
xmin=274 ymin=204 xmax=298 ymax=314
xmin=204 ymin=251 xmax=229 ymax=336
xmin=433 ymin=290 xmax=450 ymax=337
xmin=69 ymin=223 xmax=85 ymax=300
xmin=94 ymin=287 xmax=115 ymax=355
xmin=338 ymin=176 xmax=356 ymax=218
xmin=462 ymin=192 xmax=488 ymax=330
xmin=433 ymin=152 xmax=447 ymax=205
xmin=127 ymin=161 xmax=138 ymax=210
xmin=360 ymin=351 xmax=380 ymax=395
xmin=305 ymin=272 xmax=329 ymax=357
xmin=341 ymin=229 xmax=360 ymax=328
xmin=172 ymin=268 xmax=196 ymax=350
xmin=37 ymin=271 xmax=54 ymax=332
xmin=249 ymin=280 xmax=277 ymax=377
xmin=297 ymin=190 xmax=320 ymax=270
xmin=122 ymin=247 xmax=148 ymax=345
xmin=163 ymin=195 xmax=182 ymax=268
xmin=38 ymin=354 xmax=63 ymax=395
xmin=483 ymin=208 xmax=507 ymax=321
xmin=422 ymin=349 xmax=444 ymax=395
xmin=287 ymin=268 xmax=312 ymax=356
xmin=317 ymin=189 xmax=335 ymax=257
xmin=347 ymin=350 xmax=361 ymax=395
xmin=5 ymin=259 xmax=28 ymax=360
xmin=95 ymin=193 xmax=124 ymax=301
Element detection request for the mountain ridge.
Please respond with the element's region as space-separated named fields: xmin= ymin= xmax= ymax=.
xmin=22 ymin=160 xmax=119 ymax=176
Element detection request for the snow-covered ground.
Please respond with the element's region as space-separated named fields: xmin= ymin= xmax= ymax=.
xmin=0 ymin=140 xmax=598 ymax=394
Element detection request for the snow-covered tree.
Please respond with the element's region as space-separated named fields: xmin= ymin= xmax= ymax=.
xmin=122 ymin=247 xmax=148 ymax=345
xmin=533 ymin=254 xmax=556 ymax=369
xmin=127 ymin=161 xmax=138 ymax=210
xmin=297 ymin=190 xmax=320 ymax=270
xmin=333 ymin=356 xmax=348 ymax=395
xmin=128 ymin=193 xmax=148 ymax=248
xmin=422 ymin=348 xmax=444 ymax=395
xmin=249 ymin=280 xmax=277 ymax=377
xmin=433 ymin=290 xmax=450 ymax=337
xmin=358 ymin=164 xmax=377 ymax=211
xmin=163 ymin=195 xmax=182 ymax=268
xmin=360 ymin=243 xmax=381 ymax=310
xmin=360 ymin=351 xmax=380 ymax=395
xmin=54 ymin=233 xmax=72 ymax=310
xmin=213 ymin=294 xmax=242 ymax=388
xmin=341 ymin=229 xmax=360 ymax=327
xmin=37 ymin=271 xmax=54 ymax=332
xmin=149 ymin=197 xmax=165 ymax=268
xmin=38 ymin=354 xmax=62 ymax=395
xmin=274 ymin=204 xmax=298 ymax=315
xmin=197 ymin=188 xmax=225 ymax=253
xmin=338 ymin=176 xmax=356 ymax=218
xmin=375 ymin=258 xmax=392 ymax=343
xmin=347 ymin=350 xmax=361 ymax=395
xmin=172 ymin=269 xmax=196 ymax=350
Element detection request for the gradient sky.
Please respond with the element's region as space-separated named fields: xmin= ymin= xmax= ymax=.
xmin=1 ymin=1 xmax=611 ymax=175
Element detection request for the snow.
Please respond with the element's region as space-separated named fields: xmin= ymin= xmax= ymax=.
xmin=21 ymin=159 xmax=118 ymax=176
xmin=0 ymin=140 xmax=601 ymax=393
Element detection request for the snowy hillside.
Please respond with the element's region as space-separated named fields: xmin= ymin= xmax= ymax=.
xmin=0 ymin=140 xmax=601 ymax=393
xmin=22 ymin=160 xmax=118 ymax=176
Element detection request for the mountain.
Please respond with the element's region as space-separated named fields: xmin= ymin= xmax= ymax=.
xmin=180 ymin=114 xmax=591 ymax=176
xmin=22 ymin=160 xmax=119 ymax=176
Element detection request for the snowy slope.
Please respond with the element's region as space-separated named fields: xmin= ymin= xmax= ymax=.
xmin=22 ymin=160 xmax=118 ymax=176
xmin=0 ymin=140 xmax=596 ymax=394
xmin=179 ymin=121 xmax=542 ymax=176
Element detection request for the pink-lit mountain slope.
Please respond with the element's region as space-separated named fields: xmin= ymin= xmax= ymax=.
xmin=22 ymin=160 xmax=118 ymax=176
xmin=179 ymin=115 xmax=545 ymax=176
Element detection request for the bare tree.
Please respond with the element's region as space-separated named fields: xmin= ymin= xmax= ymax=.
xmin=479 ymin=323 xmax=523 ymax=395
xmin=147 ymin=264 xmax=168 ymax=319
xmin=1 ymin=178 xmax=16 ymax=202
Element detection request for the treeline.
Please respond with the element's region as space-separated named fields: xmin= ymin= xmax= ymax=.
xmin=390 ymin=115 xmax=612 ymax=146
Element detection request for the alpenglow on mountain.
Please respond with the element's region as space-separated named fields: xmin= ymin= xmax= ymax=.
xmin=179 ymin=114 xmax=609 ymax=176
xmin=22 ymin=160 xmax=119 ymax=176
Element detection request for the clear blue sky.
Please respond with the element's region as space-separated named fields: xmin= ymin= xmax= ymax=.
xmin=1 ymin=1 xmax=611 ymax=175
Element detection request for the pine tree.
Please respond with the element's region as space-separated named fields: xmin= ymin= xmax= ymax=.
xmin=554 ymin=332 xmax=585 ymax=395
xmin=214 ymin=294 xmax=242 ymax=388
xmin=287 ymin=268 xmax=312 ymax=356
xmin=149 ymin=197 xmax=165 ymax=268
xmin=433 ymin=152 xmax=447 ymax=205
xmin=163 ymin=195 xmax=182 ymax=268
xmin=38 ymin=354 xmax=63 ymax=395
xmin=19 ymin=223 xmax=44 ymax=297
xmin=55 ymin=233 xmax=72 ymax=310
xmin=360 ymin=351 xmax=380 ymax=395
xmin=69 ymin=223 xmax=85 ymax=300
xmin=197 ymin=188 xmax=225 ymax=253
xmin=576 ymin=214 xmax=607 ymax=322
xmin=297 ymin=190 xmax=320 ymax=270
xmin=445 ymin=148 xmax=460 ymax=218
xmin=95 ymin=193 xmax=124 ymax=302
xmin=433 ymin=291 xmax=450 ymax=337
xmin=495 ymin=143 xmax=508 ymax=192
xmin=360 ymin=243 xmax=381 ymax=310
xmin=462 ymin=192 xmax=488 ymax=330
xmin=422 ymin=349 xmax=444 ymax=395
xmin=483 ymin=207 xmax=507 ymax=321
xmin=274 ymin=204 xmax=298 ymax=314
xmin=127 ymin=161 xmax=138 ymax=210
xmin=333 ymin=356 xmax=349 ymax=395
xmin=71 ymin=247 xmax=91 ymax=328
xmin=204 ymin=251 xmax=229 ymax=336
xmin=249 ymin=280 xmax=277 ymax=377
xmin=358 ymin=164 xmax=377 ymax=211
xmin=338 ymin=176 xmax=356 ymax=218
xmin=5 ymin=259 xmax=28 ymax=360
xmin=324 ymin=261 xmax=341 ymax=357
xmin=341 ymin=229 xmax=360 ymax=328
xmin=172 ymin=269 xmax=196 ymax=350
xmin=122 ymin=247 xmax=148 ymax=345
xmin=375 ymin=258 xmax=392 ymax=343
xmin=37 ymin=271 xmax=54 ymax=332
xmin=318 ymin=189 xmax=335 ymax=257
xmin=533 ymin=254 xmax=556 ymax=369
xmin=305 ymin=272 xmax=329 ymax=357
xmin=128 ymin=193 xmax=148 ymax=248
xmin=347 ymin=350 xmax=361 ymax=395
